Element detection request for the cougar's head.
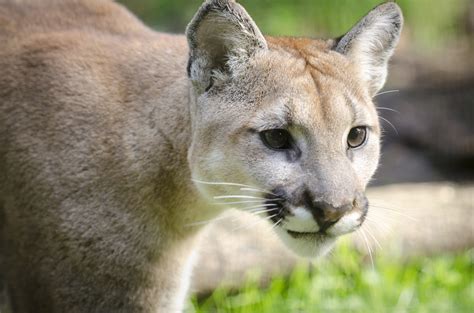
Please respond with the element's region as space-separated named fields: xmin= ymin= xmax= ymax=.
xmin=186 ymin=0 xmax=402 ymax=257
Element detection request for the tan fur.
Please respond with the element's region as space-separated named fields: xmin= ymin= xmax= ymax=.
xmin=0 ymin=0 xmax=402 ymax=312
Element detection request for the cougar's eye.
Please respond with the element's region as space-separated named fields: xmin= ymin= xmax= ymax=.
xmin=347 ymin=126 xmax=368 ymax=148
xmin=260 ymin=129 xmax=292 ymax=150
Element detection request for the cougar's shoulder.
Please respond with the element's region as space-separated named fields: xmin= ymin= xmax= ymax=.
xmin=0 ymin=0 xmax=192 ymax=231
xmin=0 ymin=0 xmax=190 ymax=163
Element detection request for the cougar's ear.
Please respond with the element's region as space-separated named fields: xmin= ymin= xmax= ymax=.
xmin=186 ymin=0 xmax=267 ymax=94
xmin=335 ymin=2 xmax=403 ymax=96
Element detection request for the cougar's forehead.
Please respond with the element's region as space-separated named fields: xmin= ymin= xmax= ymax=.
xmin=240 ymin=38 xmax=379 ymax=134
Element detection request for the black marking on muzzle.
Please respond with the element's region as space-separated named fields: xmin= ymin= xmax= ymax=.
xmin=265 ymin=188 xmax=288 ymax=224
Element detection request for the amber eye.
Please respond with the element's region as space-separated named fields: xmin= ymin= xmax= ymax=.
xmin=260 ymin=129 xmax=292 ymax=150
xmin=347 ymin=127 xmax=368 ymax=148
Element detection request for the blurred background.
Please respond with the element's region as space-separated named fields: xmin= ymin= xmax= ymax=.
xmin=117 ymin=1 xmax=473 ymax=312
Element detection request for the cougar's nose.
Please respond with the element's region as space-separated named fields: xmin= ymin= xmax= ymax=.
xmin=309 ymin=200 xmax=353 ymax=231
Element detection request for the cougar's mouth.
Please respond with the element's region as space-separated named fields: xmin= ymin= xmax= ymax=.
xmin=286 ymin=229 xmax=331 ymax=239
xmin=264 ymin=189 xmax=368 ymax=239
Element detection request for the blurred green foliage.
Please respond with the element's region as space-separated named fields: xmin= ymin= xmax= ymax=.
xmin=188 ymin=242 xmax=474 ymax=313
xmin=118 ymin=0 xmax=470 ymax=50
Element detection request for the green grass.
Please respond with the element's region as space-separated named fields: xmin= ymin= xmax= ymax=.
xmin=188 ymin=243 xmax=474 ymax=313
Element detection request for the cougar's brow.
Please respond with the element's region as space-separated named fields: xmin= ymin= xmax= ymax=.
xmin=250 ymin=102 xmax=293 ymax=132
xmin=344 ymin=94 xmax=360 ymax=124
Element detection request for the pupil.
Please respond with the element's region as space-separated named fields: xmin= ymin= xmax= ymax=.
xmin=270 ymin=130 xmax=286 ymax=147
xmin=348 ymin=127 xmax=366 ymax=148
xmin=261 ymin=129 xmax=291 ymax=150
xmin=350 ymin=128 xmax=361 ymax=140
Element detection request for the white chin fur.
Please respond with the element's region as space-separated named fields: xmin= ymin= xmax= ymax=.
xmin=274 ymin=227 xmax=336 ymax=258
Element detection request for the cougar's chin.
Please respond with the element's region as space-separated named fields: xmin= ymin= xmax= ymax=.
xmin=273 ymin=227 xmax=337 ymax=258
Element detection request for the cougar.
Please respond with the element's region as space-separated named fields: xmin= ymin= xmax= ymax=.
xmin=0 ymin=0 xmax=403 ymax=312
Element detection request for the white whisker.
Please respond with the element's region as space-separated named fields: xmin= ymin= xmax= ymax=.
xmin=192 ymin=179 xmax=274 ymax=195
xmin=270 ymin=218 xmax=283 ymax=230
xmin=359 ymin=228 xmax=375 ymax=269
xmin=239 ymin=187 xmax=277 ymax=196
xmin=238 ymin=203 xmax=277 ymax=211
xmin=192 ymin=179 xmax=257 ymax=189
xmin=367 ymin=209 xmax=399 ymax=223
xmin=364 ymin=225 xmax=383 ymax=250
xmin=213 ymin=200 xmax=269 ymax=205
xmin=375 ymin=89 xmax=399 ymax=97
xmin=213 ymin=195 xmax=266 ymax=200
xmin=364 ymin=216 xmax=392 ymax=234
xmin=377 ymin=106 xmax=400 ymax=114
xmin=369 ymin=198 xmax=415 ymax=216
xmin=370 ymin=205 xmax=418 ymax=221
xmin=262 ymin=213 xmax=279 ymax=221
xmin=379 ymin=116 xmax=399 ymax=135
xmin=248 ymin=207 xmax=276 ymax=214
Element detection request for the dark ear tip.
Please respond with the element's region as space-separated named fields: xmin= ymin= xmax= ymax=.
xmin=185 ymin=0 xmax=238 ymax=42
xmin=368 ymin=1 xmax=404 ymax=34
xmin=377 ymin=1 xmax=401 ymax=12
xmin=377 ymin=2 xmax=404 ymax=24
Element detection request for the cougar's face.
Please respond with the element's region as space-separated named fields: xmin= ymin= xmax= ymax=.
xmin=189 ymin=47 xmax=381 ymax=257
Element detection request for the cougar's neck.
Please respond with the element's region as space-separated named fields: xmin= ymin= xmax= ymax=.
xmin=121 ymin=34 xmax=213 ymax=240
